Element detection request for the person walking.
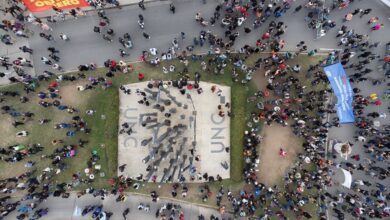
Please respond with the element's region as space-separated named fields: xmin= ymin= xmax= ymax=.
xmin=138 ymin=14 xmax=144 ymax=29
xmin=59 ymin=33 xmax=70 ymax=41
xmin=170 ymin=3 xmax=175 ymax=13
xmin=371 ymin=23 xmax=383 ymax=31
xmin=41 ymin=56 xmax=52 ymax=65
xmin=138 ymin=0 xmax=145 ymax=10
xmin=93 ymin=26 xmax=101 ymax=33
xmin=360 ymin=8 xmax=372 ymax=18
xmin=52 ymin=63 xmax=63 ymax=71
xmin=119 ymin=49 xmax=128 ymax=57
xmin=122 ymin=208 xmax=130 ymax=220
xmin=69 ymin=9 xmax=78 ymax=19
xmin=367 ymin=16 xmax=379 ymax=24
xmin=19 ymin=46 xmax=33 ymax=54
xmin=143 ymin=32 xmax=150 ymax=39
xmin=39 ymin=33 xmax=54 ymax=41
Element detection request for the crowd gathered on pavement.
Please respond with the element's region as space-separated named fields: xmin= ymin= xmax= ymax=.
xmin=0 ymin=0 xmax=389 ymax=219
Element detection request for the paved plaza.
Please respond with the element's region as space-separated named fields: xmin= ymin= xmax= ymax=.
xmin=118 ymin=81 xmax=230 ymax=182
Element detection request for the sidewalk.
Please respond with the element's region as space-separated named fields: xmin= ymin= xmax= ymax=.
xmin=0 ymin=8 xmax=35 ymax=85
xmin=5 ymin=193 xmax=229 ymax=220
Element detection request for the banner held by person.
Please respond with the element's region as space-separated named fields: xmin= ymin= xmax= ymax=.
xmin=324 ymin=62 xmax=355 ymax=124
xmin=23 ymin=0 xmax=89 ymax=13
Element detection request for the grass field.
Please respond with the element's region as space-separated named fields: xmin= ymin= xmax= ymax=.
xmin=0 ymin=53 xmax=327 ymax=218
xmin=0 ymin=55 xmax=258 ymax=190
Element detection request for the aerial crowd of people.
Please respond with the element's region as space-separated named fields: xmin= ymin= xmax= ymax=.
xmin=0 ymin=0 xmax=389 ymax=220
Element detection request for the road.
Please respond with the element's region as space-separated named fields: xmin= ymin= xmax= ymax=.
xmin=6 ymin=193 xmax=229 ymax=220
xmin=3 ymin=0 xmax=390 ymax=80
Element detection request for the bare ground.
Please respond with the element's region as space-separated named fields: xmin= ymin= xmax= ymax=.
xmin=59 ymin=80 xmax=91 ymax=107
xmin=257 ymin=123 xmax=303 ymax=186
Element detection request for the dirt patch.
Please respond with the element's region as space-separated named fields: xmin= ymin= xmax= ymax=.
xmin=253 ymin=70 xmax=268 ymax=89
xmin=59 ymin=80 xmax=90 ymax=107
xmin=257 ymin=124 xmax=302 ymax=186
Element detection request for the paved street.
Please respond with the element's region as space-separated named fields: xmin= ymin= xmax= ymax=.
xmin=3 ymin=0 xmax=390 ymax=83
xmin=25 ymin=0 xmax=222 ymax=76
xmin=5 ymin=193 xmax=229 ymax=220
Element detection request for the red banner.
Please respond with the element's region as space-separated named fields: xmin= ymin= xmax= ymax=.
xmin=23 ymin=0 xmax=90 ymax=12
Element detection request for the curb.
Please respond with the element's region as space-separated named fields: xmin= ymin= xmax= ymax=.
xmin=127 ymin=191 xmax=224 ymax=211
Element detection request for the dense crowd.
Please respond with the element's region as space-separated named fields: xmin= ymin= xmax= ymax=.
xmin=0 ymin=0 xmax=389 ymax=219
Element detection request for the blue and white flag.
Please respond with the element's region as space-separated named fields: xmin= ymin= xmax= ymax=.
xmin=324 ymin=63 xmax=355 ymax=123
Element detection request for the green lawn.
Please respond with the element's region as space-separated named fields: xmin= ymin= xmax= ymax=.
xmin=0 ymin=56 xmax=258 ymax=189
xmin=0 ymin=53 xmax=326 ymax=218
